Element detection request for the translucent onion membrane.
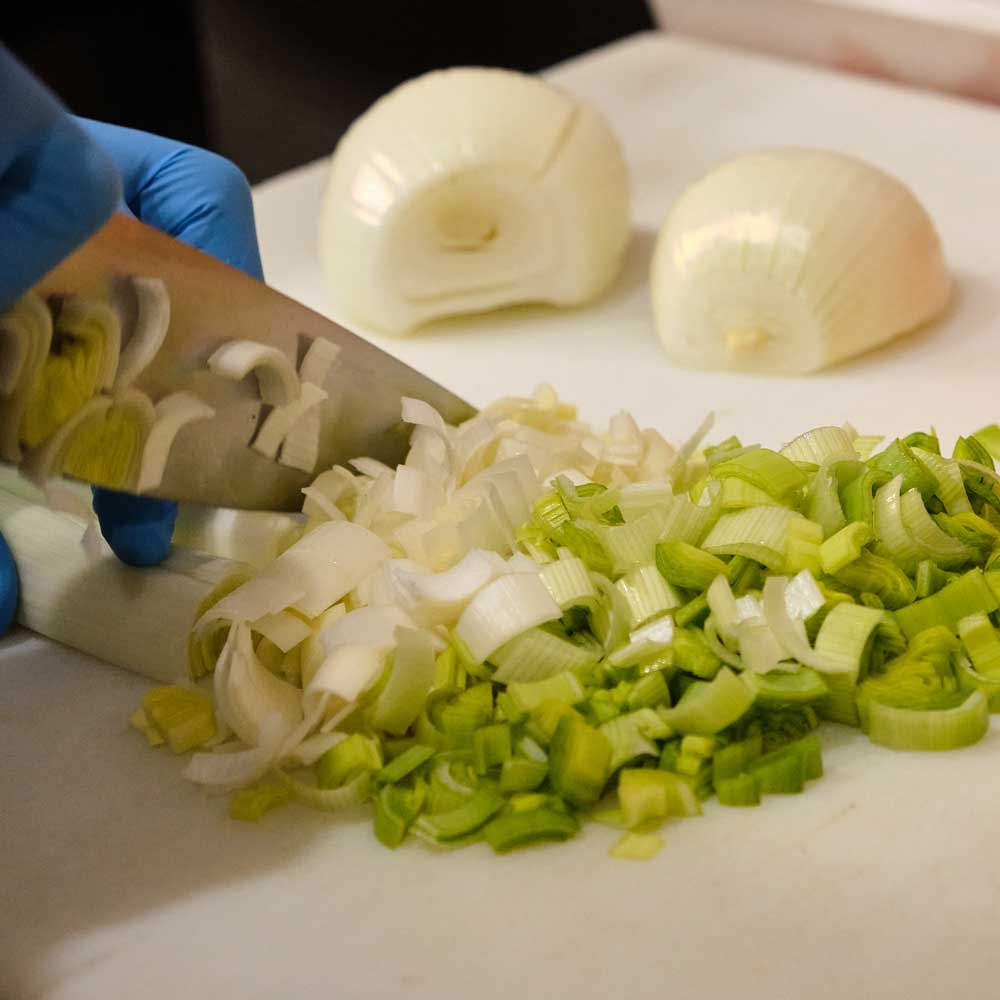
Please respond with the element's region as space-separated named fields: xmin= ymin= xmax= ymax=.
xmin=651 ymin=148 xmax=952 ymax=374
xmin=320 ymin=67 xmax=630 ymax=335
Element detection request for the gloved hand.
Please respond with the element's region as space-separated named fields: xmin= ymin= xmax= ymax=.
xmin=1 ymin=45 xmax=263 ymax=631
xmin=80 ymin=116 xmax=264 ymax=569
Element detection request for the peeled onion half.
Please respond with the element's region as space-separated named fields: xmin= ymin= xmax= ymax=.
xmin=650 ymin=148 xmax=953 ymax=374
xmin=320 ymin=67 xmax=631 ymax=335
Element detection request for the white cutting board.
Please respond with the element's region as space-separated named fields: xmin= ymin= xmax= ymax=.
xmin=6 ymin=32 xmax=1000 ymax=1000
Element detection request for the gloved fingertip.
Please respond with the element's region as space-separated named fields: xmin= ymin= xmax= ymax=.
xmin=92 ymin=488 xmax=178 ymax=568
xmin=0 ymin=532 xmax=20 ymax=636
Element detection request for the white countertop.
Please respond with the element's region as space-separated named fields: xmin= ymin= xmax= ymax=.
xmin=6 ymin=31 xmax=1000 ymax=1000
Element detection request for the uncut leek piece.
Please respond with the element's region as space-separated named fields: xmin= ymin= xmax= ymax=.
xmin=0 ymin=486 xmax=250 ymax=682
xmin=0 ymin=466 xmax=303 ymax=569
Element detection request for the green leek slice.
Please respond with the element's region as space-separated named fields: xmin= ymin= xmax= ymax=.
xmin=711 ymin=447 xmax=807 ymax=500
xmin=548 ymin=714 xmax=611 ymax=807
xmin=414 ymin=784 xmax=506 ymax=842
xmin=655 ymin=540 xmax=728 ymax=592
xmin=660 ymin=667 xmax=754 ymax=735
xmin=743 ymin=668 xmax=828 ymax=705
xmin=484 ymin=808 xmax=580 ymax=852
xmin=615 ymin=563 xmax=682 ymax=628
xmin=866 ymin=690 xmax=988 ymax=751
xmin=702 ymin=506 xmax=796 ymax=570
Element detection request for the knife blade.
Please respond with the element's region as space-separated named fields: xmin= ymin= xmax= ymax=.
xmin=22 ymin=214 xmax=476 ymax=510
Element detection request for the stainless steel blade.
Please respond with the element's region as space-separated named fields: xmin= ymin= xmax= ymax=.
xmin=29 ymin=214 xmax=476 ymax=510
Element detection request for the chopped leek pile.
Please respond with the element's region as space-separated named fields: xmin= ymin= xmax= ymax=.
xmin=130 ymin=390 xmax=1000 ymax=858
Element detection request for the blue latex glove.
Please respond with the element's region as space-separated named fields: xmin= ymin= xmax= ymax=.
xmin=0 ymin=46 xmax=263 ymax=630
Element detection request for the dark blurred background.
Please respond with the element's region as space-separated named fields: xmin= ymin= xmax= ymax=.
xmin=6 ymin=1 xmax=654 ymax=184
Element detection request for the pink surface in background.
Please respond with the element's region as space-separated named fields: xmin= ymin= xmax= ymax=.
xmin=650 ymin=0 xmax=1000 ymax=104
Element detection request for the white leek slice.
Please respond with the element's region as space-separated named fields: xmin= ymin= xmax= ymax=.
xmin=760 ymin=575 xmax=833 ymax=671
xmin=285 ymin=731 xmax=346 ymax=767
xmin=277 ymin=339 xmax=339 ymax=473
xmin=350 ymin=456 xmax=394 ymax=479
xmin=453 ymin=413 xmax=498 ymax=483
xmin=736 ymin=617 xmax=793 ymax=675
xmin=300 ymin=603 xmax=346 ymax=687
xmin=113 ymin=277 xmax=170 ymax=391
xmin=371 ymin=626 xmax=436 ymax=735
xmin=252 ymin=610 xmax=312 ymax=652
xmin=455 ymin=572 xmax=562 ymax=662
xmin=298 ymin=336 xmax=341 ymax=386
xmin=320 ymin=67 xmax=630 ymax=335
xmin=278 ymin=406 xmax=321 ymax=473
xmin=0 ymin=293 xmax=52 ymax=461
xmin=607 ymin=614 xmax=675 ymax=668
xmin=617 ymin=480 xmax=674 ymax=521
xmin=183 ymin=740 xmax=278 ymax=791
xmin=195 ymin=520 xmax=389 ymax=639
xmin=254 ymin=382 xmax=327 ymax=461
xmin=391 ymin=464 xmax=445 ymax=519
xmin=0 ymin=486 xmax=248 ymax=682
xmin=281 ymin=519 xmax=390 ymax=618
xmin=301 ymin=466 xmax=359 ymax=522
xmin=218 ymin=623 xmax=303 ymax=747
xmin=780 ymin=426 xmax=857 ymax=466
xmin=136 ymin=391 xmax=215 ymax=492
xmin=706 ymin=575 xmax=740 ymax=644
xmin=401 ymin=396 xmax=452 ymax=449
xmin=317 ymin=605 xmax=415 ymax=654
xmin=384 ymin=549 xmax=505 ymax=627
xmin=208 ymin=339 xmax=300 ymax=406
xmin=301 ymin=484 xmax=346 ymax=523
xmin=651 ymin=148 xmax=952 ymax=373
xmin=306 ymin=643 xmax=387 ymax=707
